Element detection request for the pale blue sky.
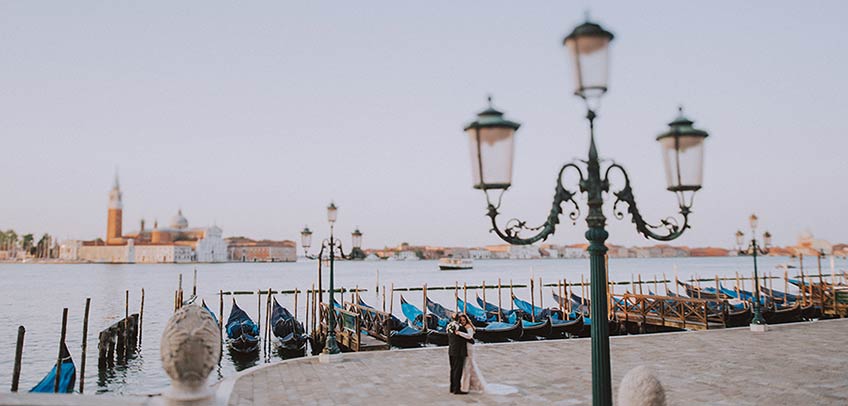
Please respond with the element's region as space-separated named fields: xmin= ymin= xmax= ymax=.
xmin=1 ymin=2 xmax=846 ymax=248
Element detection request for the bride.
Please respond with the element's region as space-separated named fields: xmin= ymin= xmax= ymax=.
xmin=453 ymin=314 xmax=519 ymax=395
xmin=455 ymin=314 xmax=486 ymax=393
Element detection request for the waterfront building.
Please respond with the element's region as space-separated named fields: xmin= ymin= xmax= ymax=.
xmin=468 ymin=248 xmax=492 ymax=260
xmin=508 ymin=244 xmax=541 ymax=259
xmin=69 ymin=176 xmax=228 ymax=263
xmin=226 ymin=237 xmax=296 ymax=262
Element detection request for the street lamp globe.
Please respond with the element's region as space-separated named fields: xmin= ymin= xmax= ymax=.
xmin=749 ymin=214 xmax=759 ymax=231
xmin=656 ymin=107 xmax=709 ymax=208
xmin=463 ymin=97 xmax=521 ymax=190
xmin=327 ymin=202 xmax=338 ymax=224
xmin=351 ymin=228 xmax=363 ymax=249
xmin=735 ymin=230 xmax=745 ymax=249
xmin=563 ymin=20 xmax=614 ymax=108
xmin=300 ymin=226 xmax=313 ymax=251
xmin=763 ymin=231 xmax=772 ymax=248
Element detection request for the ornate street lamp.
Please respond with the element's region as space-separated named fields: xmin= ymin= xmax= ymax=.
xmin=464 ymin=19 xmax=709 ymax=406
xmin=300 ymin=202 xmax=363 ymax=355
xmin=736 ymin=214 xmax=772 ymax=327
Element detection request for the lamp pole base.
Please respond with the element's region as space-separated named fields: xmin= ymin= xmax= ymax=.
xmin=750 ymin=323 xmax=768 ymax=333
xmin=318 ymin=352 xmax=343 ymax=364
xmin=323 ymin=334 xmax=341 ymax=356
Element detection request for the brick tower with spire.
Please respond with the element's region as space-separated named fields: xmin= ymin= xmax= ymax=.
xmin=106 ymin=173 xmax=124 ymax=244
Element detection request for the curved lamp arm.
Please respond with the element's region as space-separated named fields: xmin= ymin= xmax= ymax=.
xmin=486 ymin=163 xmax=583 ymax=245
xmin=304 ymin=244 xmax=326 ymax=260
xmin=604 ymin=163 xmax=691 ymax=242
xmin=331 ymin=238 xmax=353 ymax=260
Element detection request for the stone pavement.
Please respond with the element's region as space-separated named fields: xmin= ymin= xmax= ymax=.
xmin=222 ymin=319 xmax=848 ymax=405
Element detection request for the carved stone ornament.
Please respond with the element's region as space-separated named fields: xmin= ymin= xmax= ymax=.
xmin=160 ymin=304 xmax=221 ymax=403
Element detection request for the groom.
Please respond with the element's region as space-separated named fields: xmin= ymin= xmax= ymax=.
xmin=447 ymin=314 xmax=471 ymax=395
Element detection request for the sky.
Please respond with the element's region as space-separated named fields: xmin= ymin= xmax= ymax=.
xmin=1 ymin=2 xmax=846 ymax=249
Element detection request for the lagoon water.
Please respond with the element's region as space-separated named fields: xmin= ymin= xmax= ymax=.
xmin=0 ymin=256 xmax=823 ymax=395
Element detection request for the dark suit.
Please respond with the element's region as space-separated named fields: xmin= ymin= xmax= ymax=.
xmin=448 ymin=325 xmax=471 ymax=393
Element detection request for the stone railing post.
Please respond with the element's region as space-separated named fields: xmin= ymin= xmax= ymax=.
xmin=617 ymin=366 xmax=666 ymax=406
xmin=160 ymin=304 xmax=221 ymax=405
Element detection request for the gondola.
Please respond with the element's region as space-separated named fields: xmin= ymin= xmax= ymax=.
xmin=565 ymin=292 xmax=625 ymax=337
xmin=665 ymin=288 xmax=752 ymax=327
xmin=552 ymin=292 xmax=587 ymax=319
xmin=202 ymin=300 xmax=218 ymax=323
xmin=400 ymin=295 xmax=448 ymax=346
xmin=549 ymin=316 xmax=585 ymax=339
xmin=456 ymin=297 xmax=495 ymax=324
xmin=763 ymin=301 xmax=803 ymax=324
xmin=511 ymin=295 xmax=560 ymax=321
xmin=474 ymin=320 xmax=523 ymax=343
xmin=389 ymin=323 xmax=428 ymax=348
xmin=226 ymin=299 xmax=261 ymax=355
xmin=760 ymin=286 xmax=820 ymax=320
xmin=357 ymin=297 xmax=406 ymax=331
xmin=30 ymin=342 xmax=75 ymax=393
xmin=270 ymin=297 xmax=307 ymax=357
xmin=519 ymin=318 xmax=551 ymax=340
xmin=475 ymin=296 xmax=520 ymax=323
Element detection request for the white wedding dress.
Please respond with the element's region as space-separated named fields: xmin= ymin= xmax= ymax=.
xmin=457 ymin=327 xmax=518 ymax=395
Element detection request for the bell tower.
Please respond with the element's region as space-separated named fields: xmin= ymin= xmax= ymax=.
xmin=106 ymin=173 xmax=123 ymax=244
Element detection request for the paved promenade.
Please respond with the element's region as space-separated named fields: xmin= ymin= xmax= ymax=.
xmin=223 ymin=319 xmax=848 ymax=405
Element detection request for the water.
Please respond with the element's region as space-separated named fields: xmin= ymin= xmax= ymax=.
xmin=0 ymin=256 xmax=822 ymax=395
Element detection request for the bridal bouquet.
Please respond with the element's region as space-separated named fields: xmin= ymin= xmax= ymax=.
xmin=446 ymin=320 xmax=460 ymax=334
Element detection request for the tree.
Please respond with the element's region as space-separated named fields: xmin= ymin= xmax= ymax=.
xmin=36 ymin=234 xmax=51 ymax=258
xmin=21 ymin=234 xmax=34 ymax=256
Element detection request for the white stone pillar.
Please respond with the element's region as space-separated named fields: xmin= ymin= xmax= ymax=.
xmin=160 ymin=304 xmax=221 ymax=405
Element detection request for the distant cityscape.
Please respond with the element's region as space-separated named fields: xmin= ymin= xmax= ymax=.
xmin=0 ymin=177 xmax=845 ymax=264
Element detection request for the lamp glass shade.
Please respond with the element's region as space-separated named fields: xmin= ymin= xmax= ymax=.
xmin=300 ymin=227 xmax=313 ymax=250
xmin=563 ymin=21 xmax=613 ymax=104
xmin=466 ymin=126 xmax=516 ymax=190
xmin=763 ymin=231 xmax=772 ymax=248
xmin=659 ymin=134 xmax=705 ymax=192
xmin=657 ymin=109 xmax=709 ymax=198
xmin=464 ymin=100 xmax=520 ymax=190
xmin=351 ymin=229 xmax=363 ymax=249
xmin=327 ymin=202 xmax=338 ymax=224
xmin=735 ymin=230 xmax=745 ymax=248
xmin=749 ymin=214 xmax=759 ymax=231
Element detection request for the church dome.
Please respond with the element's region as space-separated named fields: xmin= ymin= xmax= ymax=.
xmin=171 ymin=209 xmax=189 ymax=230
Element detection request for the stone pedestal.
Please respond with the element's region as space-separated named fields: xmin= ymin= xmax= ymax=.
xmin=319 ymin=353 xmax=343 ymax=364
xmin=160 ymin=305 xmax=221 ymax=406
xmin=750 ymin=324 xmax=768 ymax=333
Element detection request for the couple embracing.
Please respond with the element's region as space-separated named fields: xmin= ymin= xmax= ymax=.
xmin=447 ymin=313 xmax=485 ymax=394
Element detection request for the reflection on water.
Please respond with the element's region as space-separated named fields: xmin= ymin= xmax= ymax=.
xmin=228 ymin=348 xmax=260 ymax=371
xmin=0 ymin=257 xmax=816 ymax=395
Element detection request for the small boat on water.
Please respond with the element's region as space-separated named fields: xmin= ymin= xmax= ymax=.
xmin=399 ymin=295 xmax=448 ymax=346
xmin=202 ymin=300 xmax=218 ymax=322
xmin=30 ymin=342 xmax=76 ymax=393
xmin=357 ymin=297 xmax=406 ymax=331
xmin=226 ymin=299 xmax=260 ymax=355
xmin=270 ymin=297 xmax=308 ymax=357
xmin=389 ymin=324 xmax=428 ymax=348
xmin=474 ymin=320 xmax=523 ymax=342
xmin=438 ymin=258 xmax=473 ymax=270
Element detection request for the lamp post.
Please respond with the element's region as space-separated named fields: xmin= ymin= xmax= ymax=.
xmin=300 ymin=202 xmax=363 ymax=355
xmin=736 ymin=214 xmax=771 ymax=327
xmin=463 ymin=20 xmax=709 ymax=406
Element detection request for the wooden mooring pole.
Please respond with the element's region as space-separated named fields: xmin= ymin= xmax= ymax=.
xmin=79 ymin=298 xmax=91 ymax=393
xmin=389 ymin=283 xmax=395 ymax=316
xmin=124 ymin=290 xmax=129 ymax=361
xmin=55 ymin=308 xmax=69 ymax=393
xmin=10 ymin=326 xmax=24 ymax=392
xmin=138 ymin=288 xmax=145 ymax=345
